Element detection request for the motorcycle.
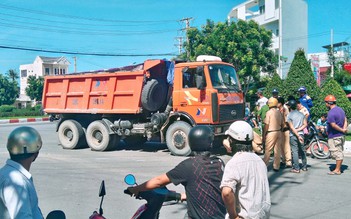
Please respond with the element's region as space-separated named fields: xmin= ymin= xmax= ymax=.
xmin=304 ymin=121 xmax=330 ymax=159
xmin=89 ymin=174 xmax=182 ymax=219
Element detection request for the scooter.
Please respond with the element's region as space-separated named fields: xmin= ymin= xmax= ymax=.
xmin=89 ymin=174 xmax=182 ymax=219
xmin=124 ymin=174 xmax=183 ymax=219
xmin=304 ymin=121 xmax=330 ymax=159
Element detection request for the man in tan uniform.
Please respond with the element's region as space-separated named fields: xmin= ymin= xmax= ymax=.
xmin=262 ymin=97 xmax=284 ymax=171
xmin=277 ymin=97 xmax=292 ymax=167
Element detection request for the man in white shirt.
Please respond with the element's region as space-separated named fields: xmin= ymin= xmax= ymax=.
xmin=0 ymin=126 xmax=44 ymax=219
xmin=256 ymin=90 xmax=268 ymax=111
xmin=221 ymin=121 xmax=271 ymax=219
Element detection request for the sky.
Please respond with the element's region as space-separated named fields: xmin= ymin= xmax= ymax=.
xmin=0 ymin=0 xmax=350 ymax=75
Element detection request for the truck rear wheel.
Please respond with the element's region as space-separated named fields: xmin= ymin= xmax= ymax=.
xmin=141 ymin=79 xmax=167 ymax=112
xmin=86 ymin=120 xmax=119 ymax=151
xmin=58 ymin=120 xmax=85 ymax=149
xmin=166 ymin=121 xmax=192 ymax=156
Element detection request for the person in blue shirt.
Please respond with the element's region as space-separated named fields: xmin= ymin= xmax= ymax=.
xmin=316 ymin=113 xmax=328 ymax=136
xmin=298 ymin=86 xmax=313 ymax=112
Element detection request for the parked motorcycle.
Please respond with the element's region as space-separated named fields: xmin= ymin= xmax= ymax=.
xmin=89 ymin=175 xmax=182 ymax=219
xmin=304 ymin=121 xmax=330 ymax=159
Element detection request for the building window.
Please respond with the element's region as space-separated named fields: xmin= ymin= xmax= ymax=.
xmin=63 ymin=69 xmax=66 ymax=74
xmin=259 ymin=5 xmax=265 ymax=14
xmin=45 ymin=68 xmax=50 ymax=75
xmin=276 ymin=29 xmax=279 ymax=37
xmin=54 ymin=68 xmax=58 ymax=75
xmin=60 ymin=69 xmax=63 ymax=75
xmin=21 ymin=70 xmax=27 ymax=77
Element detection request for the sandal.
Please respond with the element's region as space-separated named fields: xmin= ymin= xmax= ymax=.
xmin=327 ymin=171 xmax=341 ymax=175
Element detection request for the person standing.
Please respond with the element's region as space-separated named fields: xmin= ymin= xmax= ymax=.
xmin=128 ymin=125 xmax=226 ymax=219
xmin=221 ymin=121 xmax=271 ymax=219
xmin=256 ymin=90 xmax=268 ymax=111
xmin=325 ymin=95 xmax=348 ymax=175
xmin=0 ymin=126 xmax=44 ymax=219
xmin=298 ymin=86 xmax=313 ymax=112
xmin=277 ymin=97 xmax=292 ymax=167
xmin=286 ymin=100 xmax=308 ymax=173
xmin=262 ymin=97 xmax=284 ymax=171
xmin=271 ymin=88 xmax=280 ymax=99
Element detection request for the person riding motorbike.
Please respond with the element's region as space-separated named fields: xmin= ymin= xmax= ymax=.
xmin=127 ymin=125 xmax=226 ymax=219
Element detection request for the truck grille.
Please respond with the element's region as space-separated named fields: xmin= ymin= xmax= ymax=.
xmin=219 ymin=104 xmax=244 ymax=122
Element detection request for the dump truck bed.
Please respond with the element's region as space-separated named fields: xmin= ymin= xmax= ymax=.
xmin=42 ymin=59 xmax=165 ymax=114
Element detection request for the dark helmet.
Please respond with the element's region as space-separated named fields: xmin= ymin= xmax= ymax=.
xmin=188 ymin=125 xmax=214 ymax=152
xmin=286 ymin=99 xmax=297 ymax=109
xmin=272 ymin=88 xmax=279 ymax=94
xmin=298 ymin=86 xmax=307 ymax=92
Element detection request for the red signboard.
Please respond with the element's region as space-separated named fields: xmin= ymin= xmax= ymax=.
xmin=344 ymin=63 xmax=351 ymax=74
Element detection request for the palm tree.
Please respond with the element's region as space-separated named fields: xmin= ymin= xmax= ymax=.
xmin=6 ymin=69 xmax=19 ymax=82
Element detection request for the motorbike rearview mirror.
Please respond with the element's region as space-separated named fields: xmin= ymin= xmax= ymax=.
xmin=124 ymin=174 xmax=137 ymax=185
xmin=98 ymin=180 xmax=106 ymax=216
xmin=46 ymin=210 xmax=66 ymax=219
xmin=99 ymin=180 xmax=106 ymax=197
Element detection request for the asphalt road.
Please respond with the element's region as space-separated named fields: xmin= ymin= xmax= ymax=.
xmin=1 ymin=122 xmax=351 ymax=219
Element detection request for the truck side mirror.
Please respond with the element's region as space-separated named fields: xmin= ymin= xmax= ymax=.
xmin=195 ymin=66 xmax=206 ymax=90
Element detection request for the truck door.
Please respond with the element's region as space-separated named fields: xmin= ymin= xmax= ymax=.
xmin=176 ymin=66 xmax=212 ymax=124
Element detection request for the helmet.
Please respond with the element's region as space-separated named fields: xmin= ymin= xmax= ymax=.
xmin=7 ymin=126 xmax=42 ymax=155
xmin=267 ymin=97 xmax=278 ymax=108
xmin=298 ymin=86 xmax=307 ymax=92
xmin=272 ymin=88 xmax=279 ymax=94
xmin=188 ymin=125 xmax=214 ymax=152
xmin=286 ymin=99 xmax=297 ymax=109
xmin=324 ymin=95 xmax=336 ymax=103
xmin=225 ymin=121 xmax=253 ymax=142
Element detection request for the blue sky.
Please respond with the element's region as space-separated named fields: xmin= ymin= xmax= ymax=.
xmin=0 ymin=0 xmax=350 ymax=75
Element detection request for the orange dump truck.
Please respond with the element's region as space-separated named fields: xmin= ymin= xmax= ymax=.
xmin=42 ymin=55 xmax=244 ymax=156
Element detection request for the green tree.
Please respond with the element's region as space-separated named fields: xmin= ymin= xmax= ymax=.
xmin=25 ymin=76 xmax=44 ymax=101
xmin=318 ymin=78 xmax=351 ymax=119
xmin=0 ymin=74 xmax=19 ymax=105
xmin=182 ymin=19 xmax=278 ymax=94
xmin=263 ymin=72 xmax=283 ymax=98
xmin=334 ymin=69 xmax=351 ymax=87
xmin=282 ymin=49 xmax=322 ymax=119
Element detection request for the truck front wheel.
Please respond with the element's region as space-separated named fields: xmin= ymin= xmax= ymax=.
xmin=166 ymin=121 xmax=192 ymax=156
xmin=58 ymin=120 xmax=86 ymax=149
xmin=86 ymin=120 xmax=119 ymax=151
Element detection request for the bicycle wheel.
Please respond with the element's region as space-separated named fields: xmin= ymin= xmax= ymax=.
xmin=309 ymin=140 xmax=330 ymax=159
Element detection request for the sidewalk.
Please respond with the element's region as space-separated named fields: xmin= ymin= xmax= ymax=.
xmin=0 ymin=117 xmax=49 ymax=124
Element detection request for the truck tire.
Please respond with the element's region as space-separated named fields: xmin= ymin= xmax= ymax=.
xmin=58 ymin=120 xmax=85 ymax=149
xmin=166 ymin=121 xmax=192 ymax=156
xmin=141 ymin=79 xmax=167 ymax=112
xmin=86 ymin=120 xmax=119 ymax=151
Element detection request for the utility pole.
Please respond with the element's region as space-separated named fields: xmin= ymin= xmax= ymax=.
xmin=174 ymin=36 xmax=184 ymax=55
xmin=180 ymin=17 xmax=193 ymax=59
xmin=331 ymin=29 xmax=334 ymax=78
xmin=73 ymin=56 xmax=77 ymax=73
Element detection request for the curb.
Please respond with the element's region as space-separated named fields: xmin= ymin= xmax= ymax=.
xmin=0 ymin=117 xmax=49 ymax=124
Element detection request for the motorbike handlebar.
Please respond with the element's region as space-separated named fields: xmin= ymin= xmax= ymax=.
xmin=124 ymin=188 xmax=181 ymax=202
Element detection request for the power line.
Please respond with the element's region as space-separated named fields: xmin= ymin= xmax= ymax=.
xmin=0 ymin=45 xmax=177 ymax=57
xmin=0 ymin=3 xmax=177 ymax=24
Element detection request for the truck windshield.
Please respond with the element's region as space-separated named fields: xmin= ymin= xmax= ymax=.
xmin=208 ymin=64 xmax=240 ymax=92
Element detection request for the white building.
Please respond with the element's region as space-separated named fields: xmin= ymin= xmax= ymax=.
xmin=228 ymin=0 xmax=308 ymax=79
xmin=16 ymin=56 xmax=70 ymax=108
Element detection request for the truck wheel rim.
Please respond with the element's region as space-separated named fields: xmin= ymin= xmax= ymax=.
xmin=64 ymin=129 xmax=73 ymax=141
xmin=173 ymin=130 xmax=187 ymax=149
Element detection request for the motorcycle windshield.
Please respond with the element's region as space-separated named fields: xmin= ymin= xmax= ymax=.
xmin=208 ymin=64 xmax=241 ymax=93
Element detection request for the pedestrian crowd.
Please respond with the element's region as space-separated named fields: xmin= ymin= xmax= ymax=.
xmin=248 ymin=86 xmax=348 ymax=175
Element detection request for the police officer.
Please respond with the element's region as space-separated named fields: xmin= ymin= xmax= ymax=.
xmin=298 ymin=86 xmax=313 ymax=112
xmin=0 ymin=126 xmax=44 ymax=219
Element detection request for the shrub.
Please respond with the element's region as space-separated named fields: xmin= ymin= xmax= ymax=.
xmin=0 ymin=105 xmax=16 ymax=113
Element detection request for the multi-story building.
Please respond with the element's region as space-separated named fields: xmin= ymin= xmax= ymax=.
xmin=16 ymin=56 xmax=70 ymax=108
xmin=227 ymin=0 xmax=308 ymax=79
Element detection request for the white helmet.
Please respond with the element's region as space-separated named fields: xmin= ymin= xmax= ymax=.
xmin=225 ymin=121 xmax=253 ymax=142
